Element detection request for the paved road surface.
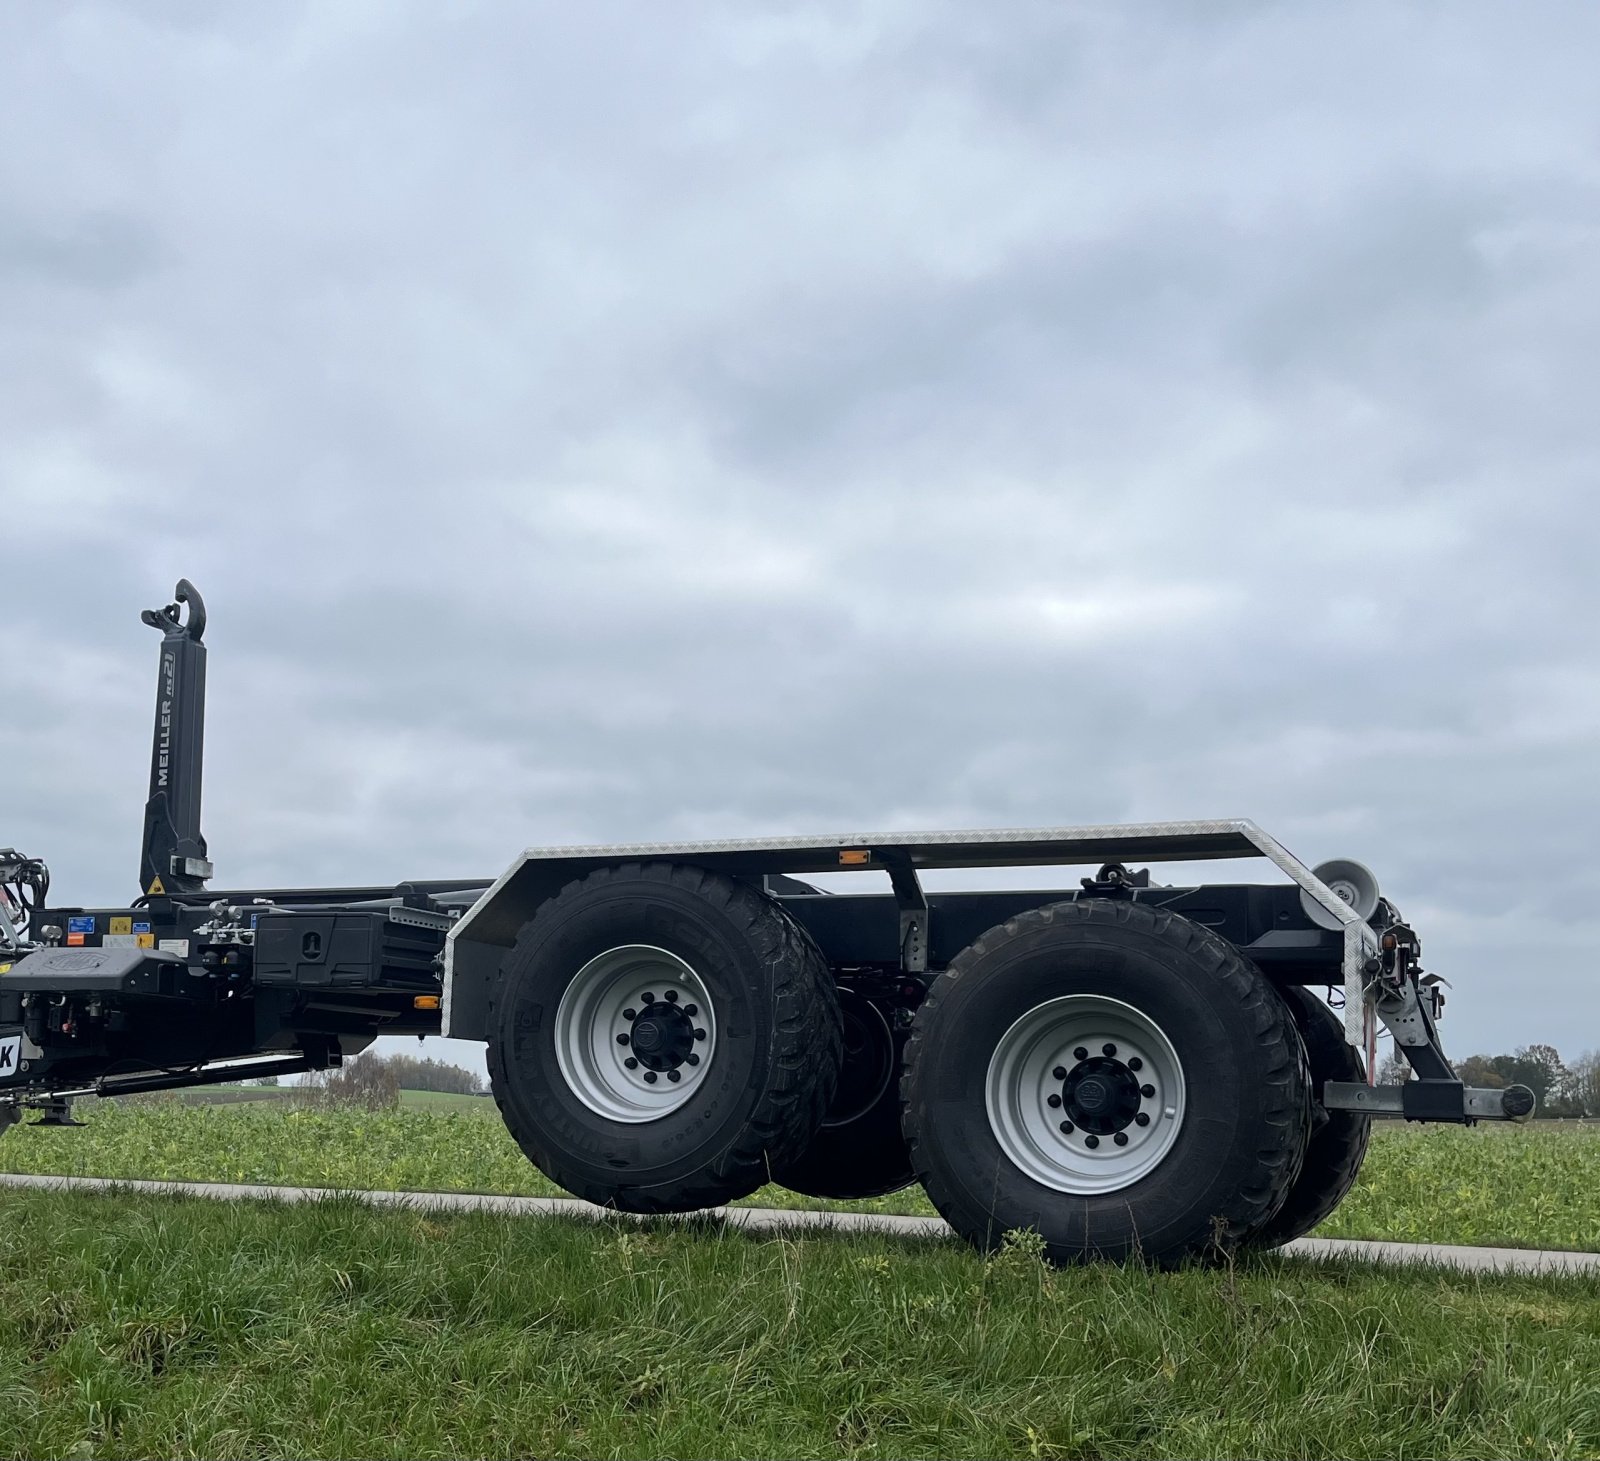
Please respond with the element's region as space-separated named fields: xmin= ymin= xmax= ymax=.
xmin=2 ymin=1171 xmax=1595 ymax=1276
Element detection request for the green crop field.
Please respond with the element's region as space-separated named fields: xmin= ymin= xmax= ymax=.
xmin=3 ymin=1099 xmax=1598 ymax=1252
xmin=1 ymin=1186 xmax=1597 ymax=1461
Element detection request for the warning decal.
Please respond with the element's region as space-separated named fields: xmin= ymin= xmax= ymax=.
xmin=147 ymin=876 xmax=165 ymax=895
xmin=110 ymin=917 xmax=133 ymax=936
xmin=0 ymin=1034 xmax=20 ymax=1080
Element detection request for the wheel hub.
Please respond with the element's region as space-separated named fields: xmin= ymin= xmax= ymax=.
xmin=1061 ymin=1056 xmax=1142 ymax=1134
xmin=627 ymin=1002 xmax=695 ymax=1071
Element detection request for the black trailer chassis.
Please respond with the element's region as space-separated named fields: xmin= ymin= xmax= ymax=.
xmin=0 ymin=581 xmax=1533 ymax=1264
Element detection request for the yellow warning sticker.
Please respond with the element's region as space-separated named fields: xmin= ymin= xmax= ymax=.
xmin=110 ymin=916 xmax=133 ymax=936
xmin=136 ymin=933 xmax=155 ymax=949
xmin=147 ymin=875 xmax=165 ymax=895
xmin=0 ymin=963 xmax=11 ymax=975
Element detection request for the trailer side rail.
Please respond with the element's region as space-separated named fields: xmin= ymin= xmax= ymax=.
xmin=444 ymin=819 xmax=1376 ymax=1042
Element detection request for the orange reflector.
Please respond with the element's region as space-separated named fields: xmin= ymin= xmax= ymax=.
xmin=413 ymin=995 xmax=441 ymax=1010
xmin=839 ymin=849 xmax=871 ymax=866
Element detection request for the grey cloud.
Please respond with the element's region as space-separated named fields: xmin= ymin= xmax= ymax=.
xmin=0 ymin=208 xmax=164 ymax=292
xmin=2 ymin=1 xmax=1597 ymax=1071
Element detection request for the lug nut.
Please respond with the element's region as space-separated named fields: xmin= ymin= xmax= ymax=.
xmin=624 ymin=1057 xmax=639 ymax=1070
xmin=1073 ymin=1047 xmax=1088 ymax=1061
xmin=668 ymin=1070 xmax=681 ymax=1082
xmin=644 ymin=1071 xmax=658 ymax=1084
xmin=693 ymin=1028 xmax=706 ymax=1041
xmin=1140 ymin=1083 xmax=1155 ymax=1098
xmin=616 ymin=1033 xmax=630 ymax=1046
xmin=1047 ymin=1093 xmax=1062 ymax=1109
xmin=1084 ymin=1134 xmax=1100 ymax=1149
xmin=684 ymin=1005 xmax=698 ymax=1017
xmin=1114 ymin=1132 xmax=1129 ymax=1147
xmin=1134 ymin=1112 xmax=1150 ymax=1126
xmin=686 ymin=1053 xmax=700 ymax=1066
xmin=1102 ymin=1043 xmax=1117 ymax=1057
xmin=1127 ymin=1057 xmax=1142 ymax=1072
xmin=665 ymin=990 xmax=679 ymax=1003
xmin=624 ymin=1008 xmax=637 ymax=1021
xmin=1052 ymin=1066 xmax=1067 ymax=1080
xmin=641 ymin=993 xmax=655 ymax=1005
xmin=1059 ymin=1120 xmax=1074 ymax=1134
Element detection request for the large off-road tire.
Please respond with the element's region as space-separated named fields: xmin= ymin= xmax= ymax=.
xmin=902 ymin=898 xmax=1310 ymax=1266
xmin=487 ymin=862 xmax=842 ymax=1213
xmin=774 ymin=990 xmax=916 ymax=1200
xmin=1249 ymin=984 xmax=1371 ymax=1248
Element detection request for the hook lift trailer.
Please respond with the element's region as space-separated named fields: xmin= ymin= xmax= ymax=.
xmin=0 ymin=581 xmax=1534 ymax=1263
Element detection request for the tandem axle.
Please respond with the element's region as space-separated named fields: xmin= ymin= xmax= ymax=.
xmin=0 ymin=581 xmax=1534 ymax=1263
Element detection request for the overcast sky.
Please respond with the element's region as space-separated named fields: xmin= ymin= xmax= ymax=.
xmin=3 ymin=2 xmax=1597 ymax=1075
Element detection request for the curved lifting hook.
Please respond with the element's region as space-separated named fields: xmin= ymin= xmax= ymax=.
xmin=140 ymin=578 xmax=206 ymax=642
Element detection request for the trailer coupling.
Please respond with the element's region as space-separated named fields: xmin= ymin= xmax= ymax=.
xmin=1332 ymin=915 xmax=1535 ymax=1122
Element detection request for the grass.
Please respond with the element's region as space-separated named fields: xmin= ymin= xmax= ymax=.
xmin=1 ymin=1185 xmax=1598 ymax=1460
xmin=171 ymin=1087 xmax=492 ymax=1114
xmin=396 ymin=1089 xmax=498 ymax=1114
xmin=3 ymin=1100 xmax=1598 ymax=1252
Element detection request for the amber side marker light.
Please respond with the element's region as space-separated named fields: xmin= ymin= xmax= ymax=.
xmin=839 ymin=849 xmax=871 ymax=866
xmin=413 ymin=995 xmax=442 ymax=1010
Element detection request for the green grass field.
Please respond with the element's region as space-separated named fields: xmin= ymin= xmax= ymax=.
xmin=2 ymin=1098 xmax=1598 ymax=1252
xmin=395 ymin=1089 xmax=500 ymax=1114
xmin=1 ymin=1185 xmax=1597 ymax=1460
xmin=171 ymin=1087 xmax=493 ymax=1114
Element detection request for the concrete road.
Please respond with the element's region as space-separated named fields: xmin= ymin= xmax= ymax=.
xmin=2 ymin=1171 xmax=1595 ymax=1277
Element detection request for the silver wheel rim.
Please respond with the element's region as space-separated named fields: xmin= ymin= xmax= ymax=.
xmin=985 ymin=994 xmax=1186 ymax=1194
xmin=554 ymin=944 xmax=717 ymax=1123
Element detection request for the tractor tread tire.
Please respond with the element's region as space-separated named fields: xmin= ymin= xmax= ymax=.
xmin=487 ymin=861 xmax=842 ymax=1214
xmin=1251 ymin=984 xmax=1372 ymax=1247
xmin=774 ymin=1021 xmax=916 ymax=1201
xmin=902 ymin=897 xmax=1309 ymax=1265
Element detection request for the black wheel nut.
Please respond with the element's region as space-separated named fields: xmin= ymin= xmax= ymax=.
xmin=1127 ymin=1057 xmax=1142 ymax=1072
xmin=616 ymin=1033 xmax=630 ymax=1046
xmin=1073 ymin=1047 xmax=1088 ymax=1061
xmin=641 ymin=993 xmax=655 ymax=1005
xmin=665 ymin=990 xmax=679 ymax=1002
xmin=624 ymin=1057 xmax=638 ymax=1070
xmin=644 ymin=1071 xmax=658 ymax=1084
xmin=1059 ymin=1120 xmax=1074 ymax=1134
xmin=686 ymin=1052 xmax=700 ymax=1066
xmin=1084 ymin=1134 xmax=1100 ymax=1149
xmin=1134 ymin=1112 xmax=1150 ymax=1126
xmin=1141 ymin=1083 xmax=1155 ymax=1098
xmin=684 ymin=1005 xmax=698 ymax=1017
xmin=623 ymin=1008 xmax=637 ymax=1021
xmin=1102 ymin=1043 xmax=1117 ymax=1058
xmin=668 ymin=1070 xmax=681 ymax=1082
xmin=1114 ymin=1132 xmax=1129 ymax=1147
xmin=1047 ymin=1093 xmax=1062 ymax=1109
xmin=1052 ymin=1066 xmax=1067 ymax=1080
xmin=693 ymin=1028 xmax=707 ymax=1041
